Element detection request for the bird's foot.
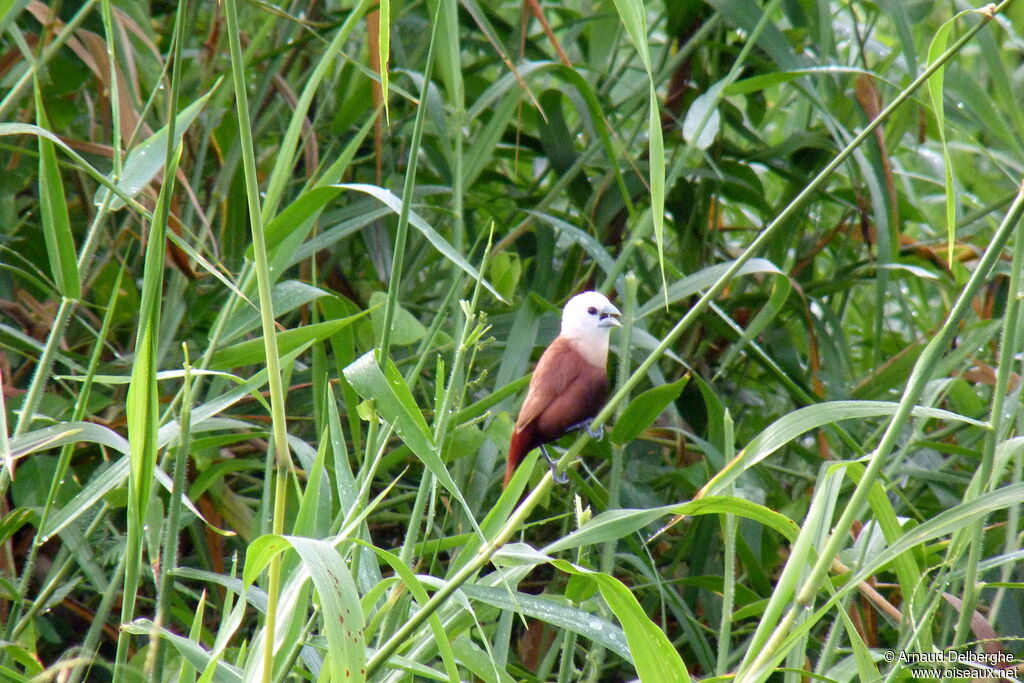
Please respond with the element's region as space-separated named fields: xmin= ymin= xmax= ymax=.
xmin=540 ymin=445 xmax=568 ymax=484
xmin=568 ymin=418 xmax=604 ymax=441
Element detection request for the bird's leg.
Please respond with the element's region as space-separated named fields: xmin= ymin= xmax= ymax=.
xmin=540 ymin=444 xmax=569 ymax=484
xmin=567 ymin=418 xmax=604 ymax=441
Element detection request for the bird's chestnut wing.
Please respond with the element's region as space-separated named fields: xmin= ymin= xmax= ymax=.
xmin=515 ymin=338 xmax=585 ymax=431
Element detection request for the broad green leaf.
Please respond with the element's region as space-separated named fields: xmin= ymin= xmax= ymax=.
xmin=702 ymin=401 xmax=987 ymax=498
xmin=288 ymin=537 xmax=366 ymax=683
xmin=551 ymin=561 xmax=690 ymax=683
xmin=638 ymin=259 xmax=784 ymax=317
xmin=704 ymin=0 xmax=802 ymax=69
xmin=459 ymin=584 xmax=630 ymax=661
xmin=259 ymin=186 xmax=343 ymax=255
xmin=242 ymin=534 xmax=293 ymax=585
xmin=292 ymin=435 xmax=331 ymax=539
xmin=343 ymin=351 xmax=433 ymax=451
xmin=0 ymin=640 xmax=45 ymax=677
xmin=343 ymin=352 xmax=481 ymax=536
xmin=545 ymin=497 xmax=800 ymax=555
xmin=40 ymin=458 xmax=130 ymax=540
xmin=529 ymin=211 xmax=615 ymax=275
xmin=10 ymin=455 xmax=81 ymax=508
xmin=488 ymin=252 xmax=522 ymax=302
xmin=369 ymin=291 xmax=426 ymax=346
xmin=210 ymin=309 xmax=369 ymax=370
xmin=610 ymin=375 xmax=688 ymax=445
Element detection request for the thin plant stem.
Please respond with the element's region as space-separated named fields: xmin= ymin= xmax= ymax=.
xmin=223 ymin=0 xmax=294 ymax=679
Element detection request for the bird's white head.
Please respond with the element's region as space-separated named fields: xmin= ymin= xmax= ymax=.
xmin=559 ymin=291 xmax=621 ymax=363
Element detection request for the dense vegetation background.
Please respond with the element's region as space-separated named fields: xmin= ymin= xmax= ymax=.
xmin=3 ymin=0 xmax=1024 ymax=681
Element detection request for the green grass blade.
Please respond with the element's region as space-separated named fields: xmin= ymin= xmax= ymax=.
xmin=33 ymin=86 xmax=80 ymax=300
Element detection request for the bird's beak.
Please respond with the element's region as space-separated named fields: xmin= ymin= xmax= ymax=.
xmin=598 ymin=303 xmax=622 ymax=328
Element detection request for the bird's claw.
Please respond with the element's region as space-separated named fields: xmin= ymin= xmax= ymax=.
xmin=568 ymin=419 xmax=604 ymax=441
xmin=540 ymin=445 xmax=569 ymax=484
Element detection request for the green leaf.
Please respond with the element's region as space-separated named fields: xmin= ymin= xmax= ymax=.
xmin=609 ymin=0 xmax=651 ymax=72
xmin=344 ymin=351 xmax=433 ymax=451
xmin=648 ymin=86 xmax=667 ymax=306
xmin=378 ymin=0 xmax=390 ymax=124
xmin=681 ymin=80 xmax=724 ymax=150
xmin=0 ymin=508 xmax=36 ymax=545
xmin=546 ymin=497 xmax=800 ymax=555
xmin=551 ymin=561 xmax=690 ymax=683
xmin=220 ymin=280 xmax=334 ymax=344
xmin=369 ymin=291 xmax=426 ymax=346
xmin=9 ymin=421 xmax=128 ymax=459
xmin=41 ymin=458 xmax=130 ymax=541
xmin=209 ymin=309 xmax=369 ymax=370
xmin=342 ymin=352 xmax=481 ymax=536
xmin=610 ymin=376 xmax=688 ymax=445
xmin=353 ymin=540 xmax=458 ymax=680
xmin=34 ymin=85 xmax=80 ymax=299
xmin=260 ymin=185 xmax=344 ymax=255
xmin=608 ymin=0 xmax=662 ymax=303
xmin=10 ymin=455 xmax=81 ymax=509
xmin=124 ymin=619 xmax=243 ymax=681
xmin=288 ymin=537 xmax=366 ymax=683
xmin=0 ymin=0 xmax=29 ymax=35
xmin=242 ymin=534 xmax=294 ymax=586
xmin=638 ymin=259 xmax=784 ymax=318
xmin=460 ymin=584 xmax=627 ymax=660
xmin=926 ymin=10 xmax=973 ymax=268
xmin=724 ymin=66 xmax=874 ymax=96
xmin=338 ymin=184 xmax=505 ymax=303
xmin=703 ymin=400 xmax=987 ymax=498
xmin=94 ymin=89 xmax=214 ymax=210
xmin=0 ymin=640 xmax=45 ymax=677
xmin=488 ymin=252 xmax=522 ymax=302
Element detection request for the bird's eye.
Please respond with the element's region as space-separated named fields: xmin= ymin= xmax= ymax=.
xmin=587 ymin=306 xmax=598 ymax=315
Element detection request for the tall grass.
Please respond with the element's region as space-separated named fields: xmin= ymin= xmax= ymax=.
xmin=1 ymin=1 xmax=1023 ymax=681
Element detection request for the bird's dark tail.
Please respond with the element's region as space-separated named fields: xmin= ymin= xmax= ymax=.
xmin=504 ymin=429 xmax=531 ymax=488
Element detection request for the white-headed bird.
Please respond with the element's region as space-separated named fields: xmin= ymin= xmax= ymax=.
xmin=505 ymin=291 xmax=621 ymax=486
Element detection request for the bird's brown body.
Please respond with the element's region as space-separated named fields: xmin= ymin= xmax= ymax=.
xmin=504 ymin=337 xmax=610 ymax=486
xmin=504 ymin=291 xmax=620 ymax=487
